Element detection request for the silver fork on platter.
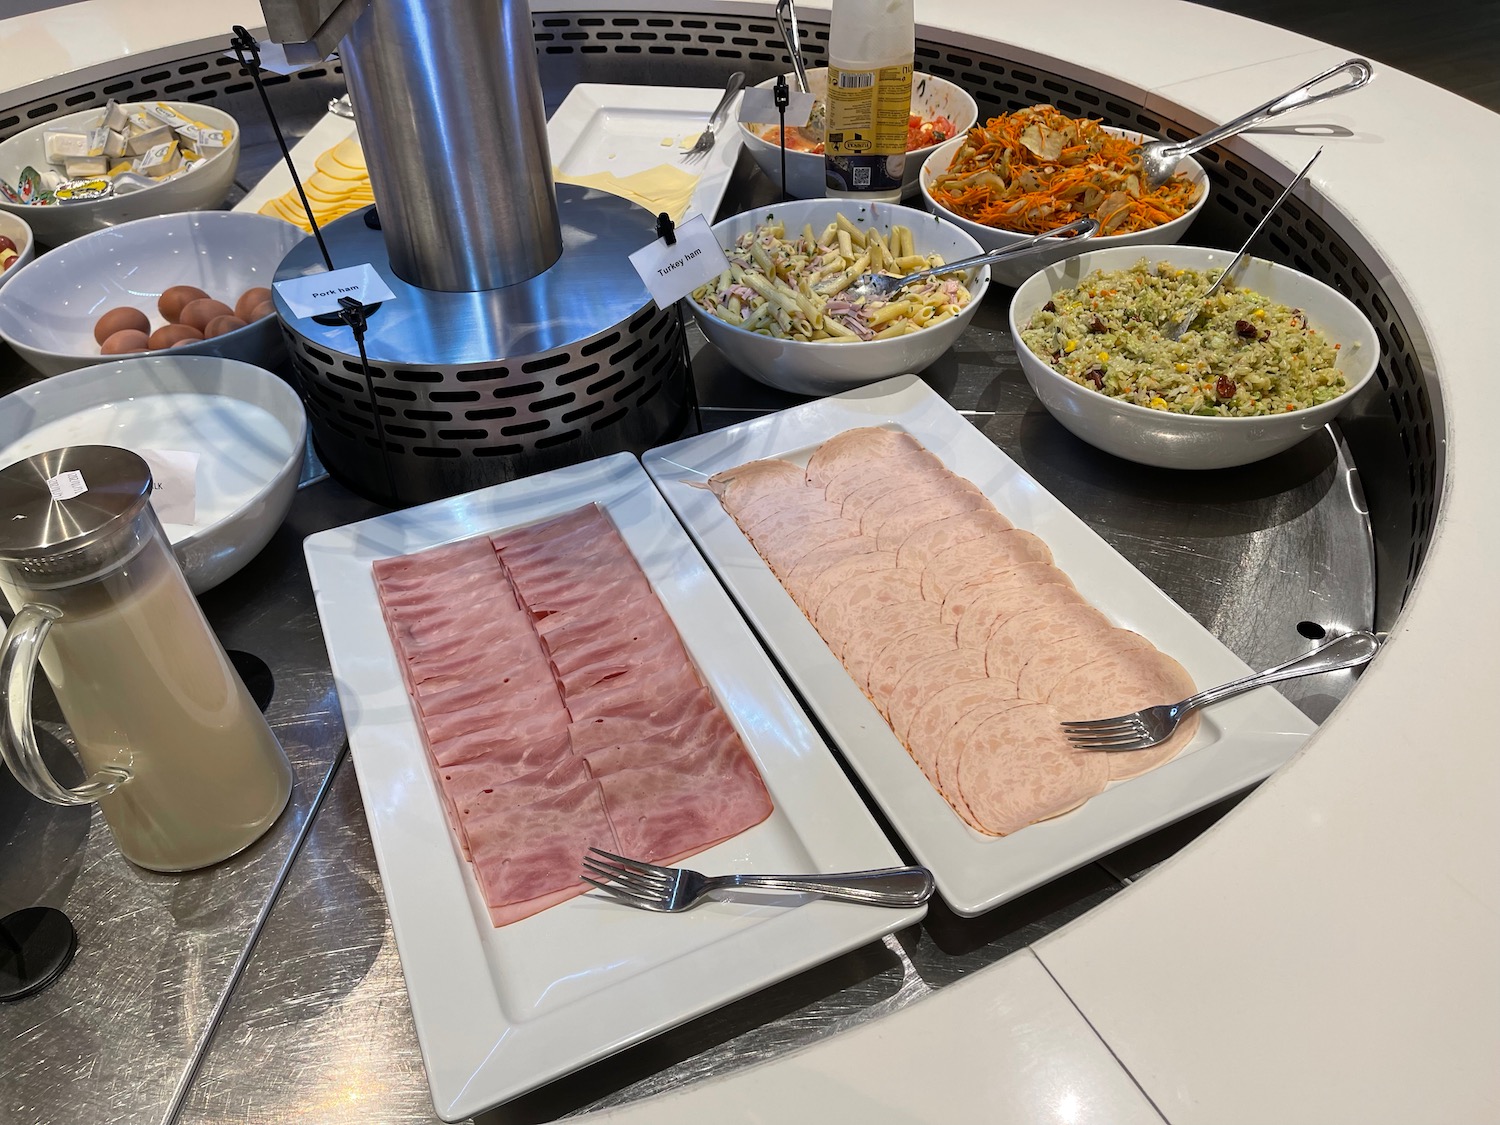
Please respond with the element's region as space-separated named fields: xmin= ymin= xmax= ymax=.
xmin=681 ymin=71 xmax=747 ymax=164
xmin=1061 ymin=630 xmax=1381 ymax=751
xmin=582 ymin=848 xmax=934 ymax=912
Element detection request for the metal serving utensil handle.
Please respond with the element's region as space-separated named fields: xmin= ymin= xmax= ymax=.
xmin=896 ymin=216 xmax=1099 ymax=289
xmin=708 ymin=72 xmax=748 ymax=132
xmin=1175 ymin=630 xmax=1381 ymax=716
xmin=1156 ymin=57 xmax=1372 ymax=162
xmin=774 ymin=0 xmax=811 ymax=94
xmin=718 ymin=865 xmax=936 ymax=907
xmin=1165 ymin=149 xmax=1319 ymax=339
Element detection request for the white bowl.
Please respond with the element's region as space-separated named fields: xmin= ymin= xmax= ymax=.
xmin=739 ymin=69 xmax=978 ymax=201
xmin=0 ymin=354 xmax=306 ymax=593
xmin=0 ymin=102 xmax=241 ymax=246
xmin=1007 ymin=245 xmax=1380 ymax=470
xmin=920 ymin=128 xmax=1209 ymax=287
xmin=691 ymin=198 xmax=988 ymax=396
xmin=0 ymin=211 xmax=305 ymax=377
xmin=0 ymin=210 xmax=35 ymax=290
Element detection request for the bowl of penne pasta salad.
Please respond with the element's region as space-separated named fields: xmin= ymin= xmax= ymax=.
xmin=689 ymin=199 xmax=988 ymax=395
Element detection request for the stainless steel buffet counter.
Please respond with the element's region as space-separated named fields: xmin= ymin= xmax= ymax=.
xmin=0 ymin=45 xmax=1391 ymax=1125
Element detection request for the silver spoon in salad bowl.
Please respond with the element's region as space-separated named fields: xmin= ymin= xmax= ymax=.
xmin=1139 ymin=58 xmax=1370 ymax=190
xmin=848 ymin=216 xmax=1097 ymax=303
xmin=1164 ymin=148 xmax=1321 ymax=341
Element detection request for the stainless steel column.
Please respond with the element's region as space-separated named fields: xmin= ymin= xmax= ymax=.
xmin=338 ymin=0 xmax=562 ymax=292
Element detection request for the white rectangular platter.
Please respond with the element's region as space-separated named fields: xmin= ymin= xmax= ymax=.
xmin=642 ymin=375 xmax=1317 ymax=917
xmin=303 ymin=453 xmax=923 ymax=1121
xmin=548 ymin=82 xmax=743 ymax=222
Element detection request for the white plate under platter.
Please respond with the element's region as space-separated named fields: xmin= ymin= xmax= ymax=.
xmin=302 ymin=453 xmax=923 ymax=1121
xmin=642 ymin=375 xmax=1318 ymax=917
xmin=547 ymin=82 xmax=744 ymax=222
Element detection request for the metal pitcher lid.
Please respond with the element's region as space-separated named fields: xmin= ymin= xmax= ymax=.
xmin=0 ymin=446 xmax=152 ymax=566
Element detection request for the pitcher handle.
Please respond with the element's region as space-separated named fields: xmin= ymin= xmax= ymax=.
xmin=1 ymin=603 xmax=130 ymax=805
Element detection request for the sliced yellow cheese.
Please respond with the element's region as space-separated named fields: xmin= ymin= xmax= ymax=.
xmin=551 ymin=163 xmax=700 ymax=222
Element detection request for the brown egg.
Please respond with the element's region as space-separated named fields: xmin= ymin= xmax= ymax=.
xmin=246 ymin=300 xmax=276 ymax=323
xmin=158 ymin=285 xmax=210 ymax=323
xmin=179 ymin=298 xmax=234 ymax=332
xmin=147 ymin=323 xmax=205 ymax=350
xmin=203 ymin=314 xmax=248 ymax=338
xmin=100 ymin=328 xmax=150 ymax=355
xmin=93 ymin=306 xmax=150 ymax=346
xmin=235 ymin=287 xmax=273 ymax=322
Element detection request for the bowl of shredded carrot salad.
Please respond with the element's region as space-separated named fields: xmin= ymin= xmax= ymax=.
xmin=738 ymin=69 xmax=978 ymax=200
xmin=920 ymin=106 xmax=1208 ymax=287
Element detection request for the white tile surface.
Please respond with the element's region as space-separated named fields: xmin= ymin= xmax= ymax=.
xmin=581 ymin=950 xmax=1164 ymax=1125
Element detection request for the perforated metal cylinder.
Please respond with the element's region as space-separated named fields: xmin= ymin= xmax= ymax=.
xmin=273 ymin=190 xmax=690 ymax=506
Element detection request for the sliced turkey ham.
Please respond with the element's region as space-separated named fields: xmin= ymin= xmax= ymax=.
xmin=709 ymin=430 xmax=1200 ymax=841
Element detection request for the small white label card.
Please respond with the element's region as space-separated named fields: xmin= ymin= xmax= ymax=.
xmin=46 ymin=470 xmax=87 ymax=501
xmin=138 ymin=449 xmax=200 ymax=525
xmin=274 ymin=263 xmax=397 ymax=320
xmin=627 ymin=213 xmax=730 ymax=308
xmin=738 ymin=86 xmax=817 ymax=128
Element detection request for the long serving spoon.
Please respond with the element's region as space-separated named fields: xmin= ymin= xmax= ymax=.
xmin=1164 ymin=148 xmax=1321 ymax=341
xmin=1139 ymin=58 xmax=1370 ymax=190
xmin=848 ymin=215 xmax=1097 ymax=302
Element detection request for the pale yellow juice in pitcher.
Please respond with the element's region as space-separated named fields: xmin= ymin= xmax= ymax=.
xmin=4 ymin=531 xmax=292 ymax=871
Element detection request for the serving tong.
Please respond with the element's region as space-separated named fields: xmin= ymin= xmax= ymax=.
xmin=1139 ymin=58 xmax=1371 ymax=189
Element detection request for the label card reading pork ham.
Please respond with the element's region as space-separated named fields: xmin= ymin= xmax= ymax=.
xmin=628 ymin=213 xmax=730 ymax=308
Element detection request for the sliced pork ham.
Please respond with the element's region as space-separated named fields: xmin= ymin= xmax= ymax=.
xmin=875 ymin=491 xmax=996 ymax=553
xmin=598 ymin=728 xmax=773 ymax=864
xmin=463 ymin=778 xmax=617 ymax=927
xmin=372 ymin=503 xmax=774 ymax=928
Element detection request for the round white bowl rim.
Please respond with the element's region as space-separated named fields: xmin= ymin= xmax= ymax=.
xmin=919 ymin=126 xmax=1210 ymax=239
xmin=737 ymin=67 xmax=979 ymax=154
xmin=1007 ymin=244 xmax=1382 ymax=427
xmin=0 ymin=210 xmax=303 ymax=360
xmin=0 ymin=101 xmax=240 ymax=216
xmin=0 ymin=352 xmax=306 ymax=545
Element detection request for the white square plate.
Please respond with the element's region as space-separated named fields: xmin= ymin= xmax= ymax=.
xmin=642 ymin=376 xmax=1317 ymax=916
xmin=303 ymin=453 xmax=923 ymax=1121
xmin=548 ymin=83 xmax=743 ymax=222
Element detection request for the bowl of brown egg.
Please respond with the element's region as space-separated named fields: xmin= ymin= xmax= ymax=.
xmin=0 ymin=211 xmax=305 ymax=376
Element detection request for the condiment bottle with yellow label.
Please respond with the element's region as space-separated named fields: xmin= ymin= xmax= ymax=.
xmin=823 ymin=0 xmax=915 ymax=203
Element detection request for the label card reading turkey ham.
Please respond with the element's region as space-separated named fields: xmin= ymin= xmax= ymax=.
xmin=274 ymin=263 xmax=397 ymax=320
xmin=738 ymin=86 xmax=817 ymax=128
xmin=628 ymin=214 xmax=730 ymax=308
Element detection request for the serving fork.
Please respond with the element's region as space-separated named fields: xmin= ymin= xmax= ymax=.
xmin=581 ymin=847 xmax=935 ymax=912
xmin=1061 ymin=629 xmax=1381 ymax=751
xmin=681 ymin=72 xmax=747 ymax=164
xmin=848 ymin=215 xmax=1097 ymax=302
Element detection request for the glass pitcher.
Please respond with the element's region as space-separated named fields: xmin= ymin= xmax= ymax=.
xmin=0 ymin=446 xmax=292 ymax=872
